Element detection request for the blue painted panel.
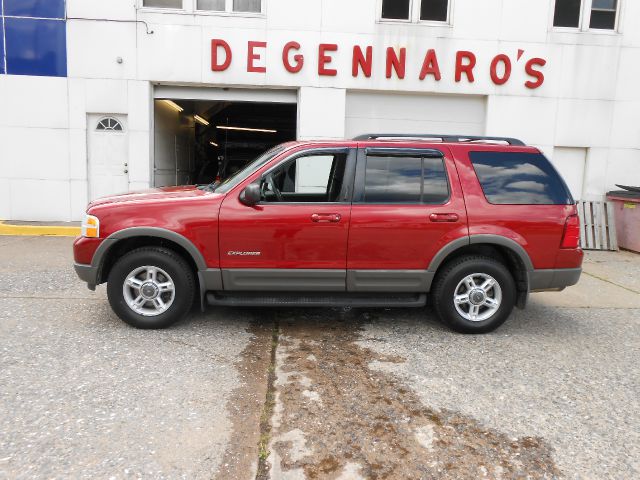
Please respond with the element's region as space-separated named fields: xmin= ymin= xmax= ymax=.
xmin=4 ymin=0 xmax=66 ymax=19
xmin=5 ymin=18 xmax=67 ymax=77
xmin=0 ymin=20 xmax=5 ymax=74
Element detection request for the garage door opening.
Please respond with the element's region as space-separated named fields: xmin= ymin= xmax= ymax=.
xmin=153 ymin=97 xmax=296 ymax=187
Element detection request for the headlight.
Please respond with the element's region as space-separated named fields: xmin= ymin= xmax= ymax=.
xmin=81 ymin=214 xmax=100 ymax=238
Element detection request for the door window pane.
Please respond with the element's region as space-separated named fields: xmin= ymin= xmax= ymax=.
xmin=420 ymin=0 xmax=448 ymax=21
xmin=143 ymin=0 xmax=182 ymax=8
xmin=381 ymin=0 xmax=411 ymax=19
xmin=233 ymin=0 xmax=261 ymax=12
xmin=590 ymin=0 xmax=617 ymax=29
xmin=422 ymin=157 xmax=449 ymax=203
xmin=292 ymin=156 xmax=333 ymax=194
xmin=553 ymin=0 xmax=582 ymax=27
xmin=198 ymin=0 xmax=225 ymax=10
xmin=364 ymin=156 xmax=448 ymax=204
xmin=262 ymin=153 xmax=348 ymax=203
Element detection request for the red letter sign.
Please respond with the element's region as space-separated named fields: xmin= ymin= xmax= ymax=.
xmin=386 ymin=47 xmax=406 ymax=79
xmin=419 ymin=49 xmax=441 ymax=81
xmin=247 ymin=41 xmax=267 ymax=73
xmin=352 ymin=45 xmax=373 ymax=78
xmin=455 ymin=51 xmax=476 ymax=83
xmin=318 ymin=44 xmax=338 ymax=76
xmin=525 ymin=58 xmax=546 ymax=89
xmin=211 ymin=39 xmax=232 ymax=72
xmin=283 ymin=41 xmax=304 ymax=73
xmin=490 ymin=54 xmax=511 ymax=85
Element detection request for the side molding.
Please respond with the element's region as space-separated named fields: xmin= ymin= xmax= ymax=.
xmin=221 ymin=269 xmax=346 ymax=291
xmin=347 ymin=270 xmax=434 ymax=292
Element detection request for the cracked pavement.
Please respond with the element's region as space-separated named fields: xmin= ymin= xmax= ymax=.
xmin=0 ymin=237 xmax=638 ymax=479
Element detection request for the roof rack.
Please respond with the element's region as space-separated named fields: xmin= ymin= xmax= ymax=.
xmin=352 ymin=133 xmax=526 ymax=146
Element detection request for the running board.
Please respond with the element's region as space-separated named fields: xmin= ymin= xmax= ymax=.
xmin=206 ymin=292 xmax=427 ymax=308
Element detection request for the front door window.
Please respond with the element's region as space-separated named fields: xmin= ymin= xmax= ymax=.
xmin=261 ymin=152 xmax=349 ymax=203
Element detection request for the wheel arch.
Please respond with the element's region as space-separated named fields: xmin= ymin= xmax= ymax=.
xmin=93 ymin=227 xmax=207 ymax=286
xmin=427 ymin=235 xmax=533 ymax=308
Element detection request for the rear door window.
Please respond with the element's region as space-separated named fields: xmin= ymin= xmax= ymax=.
xmin=469 ymin=151 xmax=573 ymax=205
xmin=363 ymin=155 xmax=449 ymax=204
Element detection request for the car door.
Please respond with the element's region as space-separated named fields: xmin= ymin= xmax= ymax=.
xmin=346 ymin=146 xmax=468 ymax=292
xmin=218 ymin=147 xmax=356 ymax=291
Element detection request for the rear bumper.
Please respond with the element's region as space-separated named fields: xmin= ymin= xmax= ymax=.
xmin=74 ymin=263 xmax=98 ymax=291
xmin=529 ymin=268 xmax=582 ymax=292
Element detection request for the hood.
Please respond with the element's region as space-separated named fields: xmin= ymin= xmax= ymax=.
xmin=88 ymin=186 xmax=214 ymax=208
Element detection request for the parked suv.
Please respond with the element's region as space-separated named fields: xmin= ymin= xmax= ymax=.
xmin=73 ymin=134 xmax=583 ymax=333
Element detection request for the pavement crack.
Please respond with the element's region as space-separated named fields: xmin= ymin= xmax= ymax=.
xmin=583 ymin=271 xmax=640 ymax=295
xmin=255 ymin=315 xmax=280 ymax=480
xmin=0 ymin=295 xmax=104 ymax=301
xmin=158 ymin=337 xmax=236 ymax=363
xmin=215 ymin=313 xmax=276 ymax=480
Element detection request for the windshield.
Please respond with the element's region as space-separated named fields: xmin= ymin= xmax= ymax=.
xmin=210 ymin=145 xmax=288 ymax=194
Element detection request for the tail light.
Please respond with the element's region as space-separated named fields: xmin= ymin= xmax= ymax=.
xmin=561 ymin=214 xmax=580 ymax=249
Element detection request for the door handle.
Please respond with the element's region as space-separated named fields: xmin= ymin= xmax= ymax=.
xmin=311 ymin=213 xmax=341 ymax=223
xmin=429 ymin=213 xmax=459 ymax=223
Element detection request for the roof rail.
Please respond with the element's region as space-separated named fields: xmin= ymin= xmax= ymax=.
xmin=352 ymin=133 xmax=526 ymax=146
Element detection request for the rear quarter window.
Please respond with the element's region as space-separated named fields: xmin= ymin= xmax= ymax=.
xmin=469 ymin=151 xmax=573 ymax=205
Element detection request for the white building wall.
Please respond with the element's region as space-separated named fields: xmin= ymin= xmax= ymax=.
xmin=0 ymin=76 xmax=70 ymax=221
xmin=0 ymin=0 xmax=638 ymax=220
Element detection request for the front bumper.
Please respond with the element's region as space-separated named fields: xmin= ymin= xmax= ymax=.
xmin=74 ymin=263 xmax=98 ymax=291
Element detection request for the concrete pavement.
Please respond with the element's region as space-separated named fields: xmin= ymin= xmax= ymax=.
xmin=0 ymin=236 xmax=638 ymax=479
xmin=0 ymin=236 xmax=263 ymax=479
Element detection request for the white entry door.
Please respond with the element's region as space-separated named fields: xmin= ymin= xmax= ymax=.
xmin=88 ymin=115 xmax=129 ymax=201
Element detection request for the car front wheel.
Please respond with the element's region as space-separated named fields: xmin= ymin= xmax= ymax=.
xmin=432 ymin=255 xmax=516 ymax=334
xmin=107 ymin=247 xmax=195 ymax=329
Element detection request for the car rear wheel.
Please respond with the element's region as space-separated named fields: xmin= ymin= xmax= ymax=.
xmin=107 ymin=247 xmax=195 ymax=329
xmin=432 ymin=255 xmax=516 ymax=333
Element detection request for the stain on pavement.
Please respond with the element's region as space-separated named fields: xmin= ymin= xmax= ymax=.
xmin=266 ymin=309 xmax=561 ymax=480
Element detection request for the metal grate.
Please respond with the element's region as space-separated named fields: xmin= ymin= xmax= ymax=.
xmin=578 ymin=201 xmax=618 ymax=251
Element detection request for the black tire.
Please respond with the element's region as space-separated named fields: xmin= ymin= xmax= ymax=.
xmin=432 ymin=255 xmax=516 ymax=334
xmin=107 ymin=247 xmax=195 ymax=329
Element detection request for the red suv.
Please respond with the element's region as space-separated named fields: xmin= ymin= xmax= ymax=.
xmin=73 ymin=134 xmax=583 ymax=333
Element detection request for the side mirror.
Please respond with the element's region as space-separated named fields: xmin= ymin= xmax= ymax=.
xmin=239 ymin=183 xmax=261 ymax=206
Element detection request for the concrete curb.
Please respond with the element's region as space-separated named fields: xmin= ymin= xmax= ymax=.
xmin=0 ymin=220 xmax=80 ymax=237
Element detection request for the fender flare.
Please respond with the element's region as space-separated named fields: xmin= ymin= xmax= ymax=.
xmin=91 ymin=227 xmax=208 ymax=272
xmin=427 ymin=234 xmax=534 ymax=273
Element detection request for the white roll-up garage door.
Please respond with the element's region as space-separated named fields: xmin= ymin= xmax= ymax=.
xmin=345 ymin=91 xmax=487 ymax=139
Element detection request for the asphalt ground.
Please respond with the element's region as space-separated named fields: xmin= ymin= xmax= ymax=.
xmin=1 ymin=236 xmax=638 ymax=479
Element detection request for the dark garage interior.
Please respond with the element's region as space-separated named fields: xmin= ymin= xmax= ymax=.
xmin=154 ymin=98 xmax=297 ymax=187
